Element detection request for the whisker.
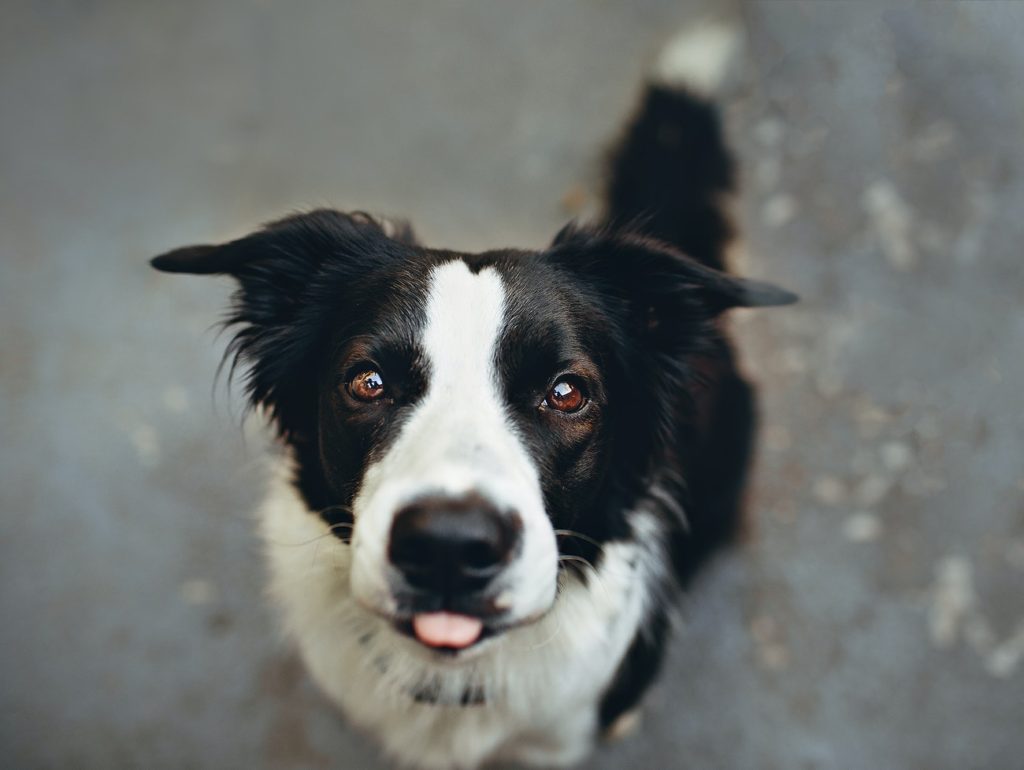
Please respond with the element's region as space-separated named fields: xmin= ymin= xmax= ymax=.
xmin=558 ymin=554 xmax=597 ymax=572
xmin=266 ymin=523 xmax=354 ymax=548
xmin=311 ymin=503 xmax=355 ymax=518
xmin=558 ymin=554 xmax=614 ymax=603
xmin=553 ymin=529 xmax=606 ymax=554
xmin=309 ymin=538 xmax=322 ymax=570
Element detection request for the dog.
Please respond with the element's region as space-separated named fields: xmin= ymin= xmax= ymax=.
xmin=151 ymin=24 xmax=795 ymax=770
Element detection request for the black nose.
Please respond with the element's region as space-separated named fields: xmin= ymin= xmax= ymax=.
xmin=389 ymin=496 xmax=521 ymax=596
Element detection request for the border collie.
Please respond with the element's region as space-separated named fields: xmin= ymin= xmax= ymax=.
xmin=151 ymin=24 xmax=795 ymax=770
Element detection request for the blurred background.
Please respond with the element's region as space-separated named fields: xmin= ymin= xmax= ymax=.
xmin=2 ymin=2 xmax=1022 ymax=768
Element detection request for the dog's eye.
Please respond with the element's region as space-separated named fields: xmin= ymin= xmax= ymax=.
xmin=348 ymin=369 xmax=386 ymax=402
xmin=543 ymin=378 xmax=587 ymax=413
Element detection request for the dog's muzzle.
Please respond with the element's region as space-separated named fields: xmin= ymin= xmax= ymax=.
xmin=388 ymin=494 xmax=522 ymax=650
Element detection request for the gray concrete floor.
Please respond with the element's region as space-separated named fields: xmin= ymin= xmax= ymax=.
xmin=3 ymin=2 xmax=1023 ymax=768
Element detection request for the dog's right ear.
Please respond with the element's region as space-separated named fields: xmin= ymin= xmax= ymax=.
xmin=150 ymin=209 xmax=419 ymax=328
xmin=151 ymin=209 xmax=417 ymax=277
xmin=150 ymin=209 xmax=415 ymax=436
xmin=150 ymin=242 xmax=255 ymax=275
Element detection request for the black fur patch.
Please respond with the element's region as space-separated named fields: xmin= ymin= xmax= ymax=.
xmin=605 ymin=84 xmax=735 ymax=271
xmin=592 ymin=85 xmax=789 ymax=727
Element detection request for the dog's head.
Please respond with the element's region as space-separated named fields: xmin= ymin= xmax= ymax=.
xmin=153 ymin=210 xmax=794 ymax=654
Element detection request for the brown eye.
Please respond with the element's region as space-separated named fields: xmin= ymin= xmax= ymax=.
xmin=544 ymin=378 xmax=587 ymax=413
xmin=348 ymin=369 xmax=386 ymax=402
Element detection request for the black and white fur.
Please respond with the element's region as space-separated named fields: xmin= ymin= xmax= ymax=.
xmin=152 ymin=25 xmax=795 ymax=770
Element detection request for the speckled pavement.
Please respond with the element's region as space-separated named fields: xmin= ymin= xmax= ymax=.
xmin=2 ymin=2 xmax=1022 ymax=768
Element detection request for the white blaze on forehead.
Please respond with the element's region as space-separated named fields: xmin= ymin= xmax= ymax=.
xmin=390 ymin=258 xmax=530 ymax=492
xmin=350 ymin=259 xmax=557 ymax=619
xmin=422 ymin=260 xmax=506 ymax=400
xmin=409 ymin=260 xmax=532 ymax=495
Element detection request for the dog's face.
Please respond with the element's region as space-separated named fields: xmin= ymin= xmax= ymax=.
xmin=322 ymin=256 xmax=594 ymax=647
xmin=152 ymin=210 xmax=794 ymax=654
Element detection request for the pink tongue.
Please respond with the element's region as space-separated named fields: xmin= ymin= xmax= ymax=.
xmin=412 ymin=612 xmax=484 ymax=649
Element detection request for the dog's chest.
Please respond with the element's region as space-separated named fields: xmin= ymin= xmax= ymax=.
xmin=339 ymin=678 xmax=602 ymax=769
xmin=259 ymin=462 xmax=656 ymax=769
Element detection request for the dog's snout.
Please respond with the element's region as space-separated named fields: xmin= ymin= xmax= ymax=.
xmin=389 ymin=496 xmax=520 ymax=595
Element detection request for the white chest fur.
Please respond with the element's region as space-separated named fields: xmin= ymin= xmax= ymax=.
xmin=258 ymin=455 xmax=661 ymax=769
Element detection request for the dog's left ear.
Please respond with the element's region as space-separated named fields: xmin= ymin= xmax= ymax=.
xmin=548 ymin=224 xmax=797 ymax=322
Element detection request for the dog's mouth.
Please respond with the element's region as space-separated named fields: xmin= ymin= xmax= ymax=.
xmin=387 ymin=607 xmax=552 ymax=656
xmin=354 ymin=583 xmax=556 ymax=656
xmin=394 ymin=612 xmax=493 ymax=653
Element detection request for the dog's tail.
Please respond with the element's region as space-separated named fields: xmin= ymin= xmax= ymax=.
xmin=604 ymin=21 xmax=743 ymax=273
